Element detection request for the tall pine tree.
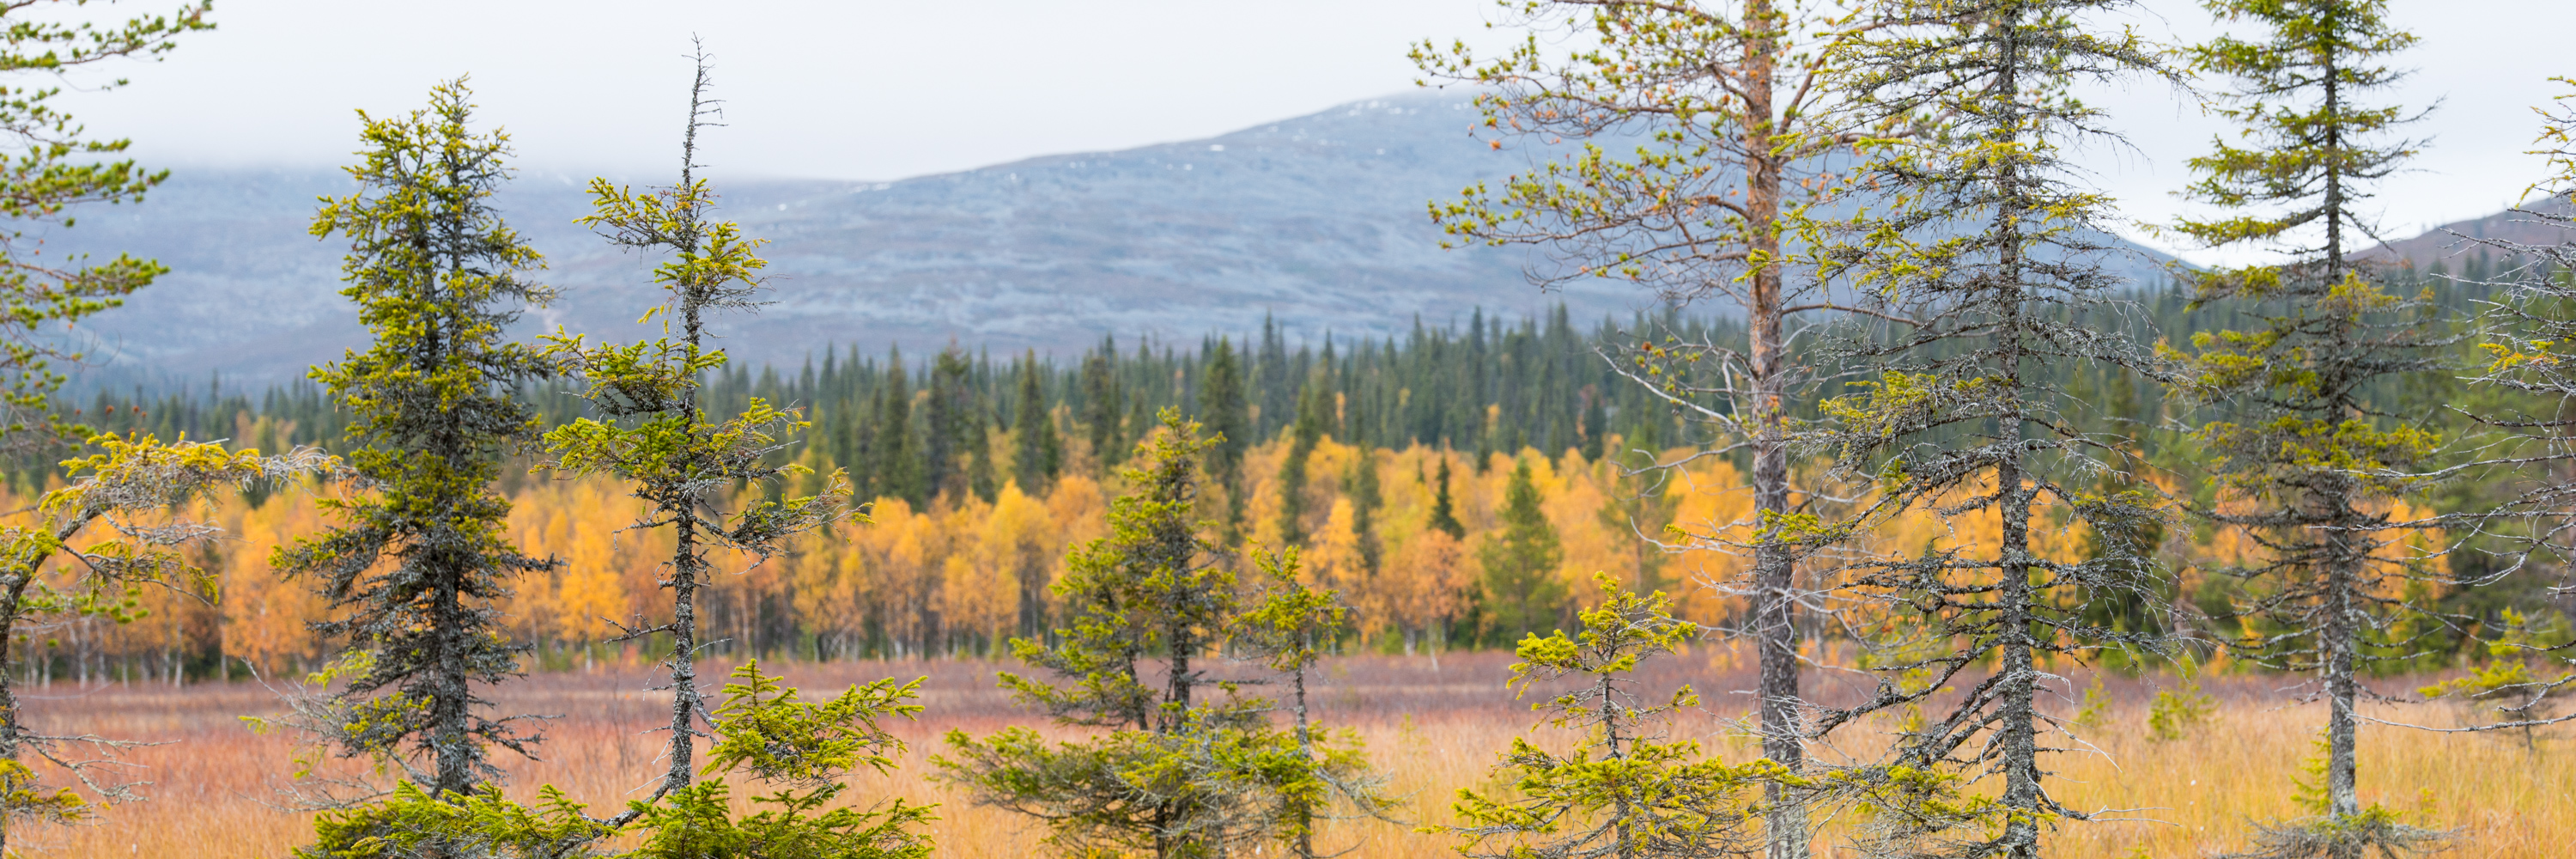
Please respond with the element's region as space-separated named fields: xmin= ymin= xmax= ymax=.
xmin=1417 ymin=6 xmax=1880 ymax=849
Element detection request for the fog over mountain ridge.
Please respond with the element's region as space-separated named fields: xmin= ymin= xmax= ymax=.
xmin=69 ymin=90 xmax=2190 ymax=387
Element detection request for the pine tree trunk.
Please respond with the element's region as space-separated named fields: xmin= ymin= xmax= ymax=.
xmin=654 ymin=91 xmax=720 ymax=803
xmin=1735 ymin=3 xmax=1809 ymax=855
xmin=1997 ymin=454 xmax=2044 ymax=859
xmin=0 ymin=571 xmax=23 ymax=858
xmin=1291 ymin=651 xmax=1315 ymax=859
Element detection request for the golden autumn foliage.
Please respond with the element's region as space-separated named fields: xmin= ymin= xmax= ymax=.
xmin=3 ymin=433 xmax=2417 ymax=680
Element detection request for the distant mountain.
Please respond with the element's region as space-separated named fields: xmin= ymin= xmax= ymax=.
xmin=2361 ymin=197 xmax=2573 ymax=271
xmin=61 ymin=91 xmax=2187 ymax=386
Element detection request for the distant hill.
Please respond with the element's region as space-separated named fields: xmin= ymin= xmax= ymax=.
xmin=60 ymin=91 xmax=2187 ymax=386
xmin=2361 ymin=196 xmax=2573 ymax=272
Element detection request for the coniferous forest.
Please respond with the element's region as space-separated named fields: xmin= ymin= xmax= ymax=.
xmin=6 ymin=2 xmax=2576 ymax=858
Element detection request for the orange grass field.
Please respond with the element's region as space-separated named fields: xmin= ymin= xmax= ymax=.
xmin=18 ymin=649 xmax=2570 ymax=858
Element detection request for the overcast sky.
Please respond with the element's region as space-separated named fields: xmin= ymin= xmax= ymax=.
xmin=42 ymin=0 xmax=2576 ymax=265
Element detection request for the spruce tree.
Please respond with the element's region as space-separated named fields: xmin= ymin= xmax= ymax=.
xmin=1277 ymin=376 xmax=1328 ymax=545
xmin=1013 ymin=350 xmax=1062 ymax=491
xmin=2166 ymin=2 xmax=2452 ymax=854
xmin=1430 ymin=457 xmax=1467 ymax=540
xmin=873 ymin=348 xmax=920 ymax=504
xmin=939 ymin=410 xmax=1298 ymax=858
xmin=1806 ymin=3 xmax=2170 ymax=855
xmin=928 ymin=346 xmax=975 ymax=501
xmin=1346 ymin=442 xmax=1385 ymax=578
xmin=967 ymin=398 xmax=999 ymax=503
xmin=1233 ymin=548 xmax=1397 ymax=859
xmin=620 ymin=662 xmax=933 ymax=859
xmin=1259 ymin=313 xmax=1294 ymax=440
xmin=1080 ymin=338 xmax=1123 ymax=469
xmin=1578 ymin=387 xmax=1606 ymax=463
xmin=1448 ymin=576 xmax=1778 ymax=859
xmin=1464 ymin=309 xmax=1493 ymax=468
xmin=1479 ymin=459 xmax=1567 ymax=642
xmin=1201 ymin=338 xmax=1252 ymax=533
xmin=295 ymin=52 xmax=919 ymax=859
xmin=275 ymin=79 xmax=560 ymax=799
xmin=538 ymin=51 xmax=860 ymax=813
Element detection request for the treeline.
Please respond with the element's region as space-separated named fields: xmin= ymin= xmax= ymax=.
xmin=33 ymin=266 xmax=2566 ymax=687
xmin=46 ymin=305 xmax=1755 ymax=682
xmin=61 ymin=305 xmax=1734 ymax=491
xmin=66 ymin=257 xmax=2529 ymax=503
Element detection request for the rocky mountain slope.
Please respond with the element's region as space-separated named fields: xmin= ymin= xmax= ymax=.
xmin=64 ymin=91 xmax=2186 ymax=386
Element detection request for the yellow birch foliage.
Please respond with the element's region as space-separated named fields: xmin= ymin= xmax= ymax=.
xmin=1307 ymin=499 xmax=1366 ymax=592
xmin=218 ymin=496 xmax=331 ymax=674
xmin=45 ymin=435 xmax=2435 ymax=668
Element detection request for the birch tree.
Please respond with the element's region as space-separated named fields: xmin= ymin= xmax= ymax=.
xmin=0 ymin=434 xmax=324 ymax=855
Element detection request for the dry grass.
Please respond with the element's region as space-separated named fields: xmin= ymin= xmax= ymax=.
xmin=19 ymin=649 xmax=2570 ymax=858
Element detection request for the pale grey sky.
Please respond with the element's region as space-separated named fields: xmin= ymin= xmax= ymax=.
xmin=54 ymin=0 xmax=1504 ymax=180
xmin=39 ymin=0 xmax=2576 ymax=265
xmin=2085 ymin=0 xmax=2575 ymax=264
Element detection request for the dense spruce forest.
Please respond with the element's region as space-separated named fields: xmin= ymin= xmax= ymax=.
xmin=66 ymin=306 xmax=1728 ymax=496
